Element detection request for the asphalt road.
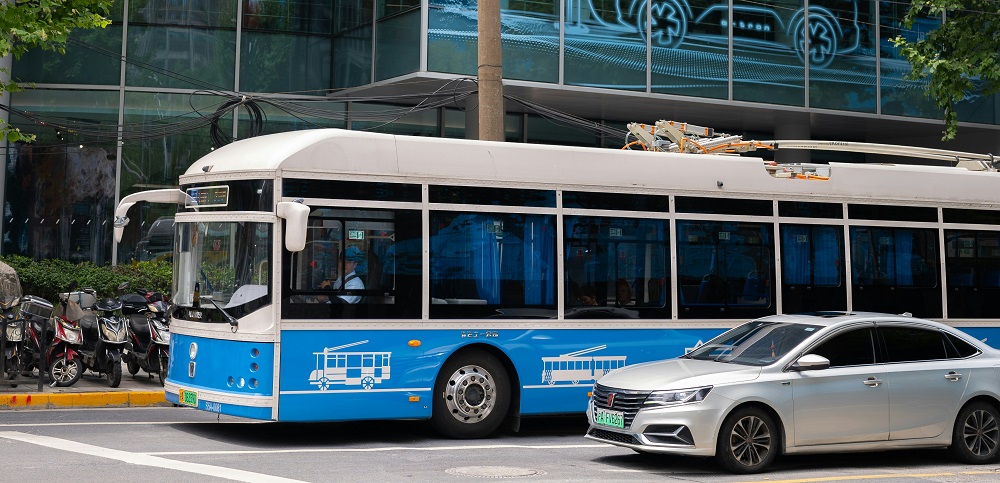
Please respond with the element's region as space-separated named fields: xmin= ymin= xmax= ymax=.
xmin=1 ymin=407 xmax=999 ymax=482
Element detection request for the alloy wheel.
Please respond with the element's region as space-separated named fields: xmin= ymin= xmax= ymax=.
xmin=962 ymin=409 xmax=1000 ymax=457
xmin=729 ymin=415 xmax=772 ymax=467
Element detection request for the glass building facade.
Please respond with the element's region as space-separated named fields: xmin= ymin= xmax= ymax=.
xmin=2 ymin=0 xmax=999 ymax=265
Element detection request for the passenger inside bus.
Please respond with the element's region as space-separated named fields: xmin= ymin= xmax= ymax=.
xmin=615 ymin=279 xmax=632 ymax=307
xmin=578 ymin=284 xmax=598 ymax=306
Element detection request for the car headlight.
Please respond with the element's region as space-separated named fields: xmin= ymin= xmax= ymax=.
xmin=643 ymin=386 xmax=713 ymax=408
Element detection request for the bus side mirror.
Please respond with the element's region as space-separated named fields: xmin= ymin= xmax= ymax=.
xmin=277 ymin=201 xmax=310 ymax=252
xmin=113 ymin=202 xmax=136 ymax=243
xmin=113 ymin=189 xmax=191 ymax=243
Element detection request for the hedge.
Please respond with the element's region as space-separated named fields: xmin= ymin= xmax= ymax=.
xmin=1 ymin=255 xmax=172 ymax=304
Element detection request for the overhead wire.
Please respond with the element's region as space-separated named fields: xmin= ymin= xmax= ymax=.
xmin=504 ymin=94 xmax=629 ymax=141
xmin=12 ymin=36 xmax=625 ymax=149
xmin=7 ymin=39 xmax=486 ymax=148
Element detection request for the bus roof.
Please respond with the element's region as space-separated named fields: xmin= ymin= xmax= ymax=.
xmin=182 ymin=129 xmax=1000 ymax=207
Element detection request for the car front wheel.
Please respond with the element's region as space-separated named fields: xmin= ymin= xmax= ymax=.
xmin=951 ymin=401 xmax=1000 ymax=464
xmin=715 ymin=406 xmax=777 ymax=474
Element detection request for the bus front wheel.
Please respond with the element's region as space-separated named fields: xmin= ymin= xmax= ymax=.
xmin=431 ymin=348 xmax=511 ymax=439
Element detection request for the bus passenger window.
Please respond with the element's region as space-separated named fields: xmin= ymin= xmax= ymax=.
xmin=677 ymin=220 xmax=775 ymax=319
xmin=429 ymin=211 xmax=556 ymax=319
xmin=780 ymin=224 xmax=846 ymax=313
xmin=850 ymin=226 xmax=940 ymax=317
xmin=563 ymin=216 xmax=670 ymax=319
xmin=283 ymin=208 xmax=422 ymax=319
xmin=945 ymin=230 xmax=1000 ymax=318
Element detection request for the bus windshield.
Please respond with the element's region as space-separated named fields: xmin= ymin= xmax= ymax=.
xmin=173 ymin=221 xmax=272 ymax=320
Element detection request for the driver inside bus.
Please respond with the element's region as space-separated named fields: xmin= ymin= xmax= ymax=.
xmin=319 ymin=245 xmax=366 ymax=304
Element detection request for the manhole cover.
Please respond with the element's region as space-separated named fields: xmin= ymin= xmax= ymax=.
xmin=445 ymin=466 xmax=546 ymax=478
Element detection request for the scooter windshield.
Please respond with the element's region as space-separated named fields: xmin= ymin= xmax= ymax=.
xmin=172 ymin=221 xmax=271 ymax=322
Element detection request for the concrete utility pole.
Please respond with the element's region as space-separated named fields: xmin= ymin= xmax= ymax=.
xmin=0 ymin=47 xmax=11 ymax=253
xmin=477 ymin=0 xmax=504 ymax=142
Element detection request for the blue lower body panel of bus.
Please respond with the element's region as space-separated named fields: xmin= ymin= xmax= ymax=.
xmin=273 ymin=327 xmax=725 ymax=422
xmin=166 ymin=333 xmax=276 ymax=420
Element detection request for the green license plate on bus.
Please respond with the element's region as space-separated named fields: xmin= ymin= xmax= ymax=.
xmin=179 ymin=389 xmax=198 ymax=407
xmin=594 ymin=407 xmax=625 ymax=429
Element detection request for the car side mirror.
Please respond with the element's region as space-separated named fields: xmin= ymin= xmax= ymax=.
xmin=791 ymin=354 xmax=830 ymax=371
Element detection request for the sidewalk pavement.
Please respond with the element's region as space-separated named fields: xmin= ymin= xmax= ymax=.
xmin=0 ymin=362 xmax=169 ymax=410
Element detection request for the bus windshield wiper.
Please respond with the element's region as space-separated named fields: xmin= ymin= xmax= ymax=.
xmin=206 ymin=297 xmax=239 ymax=332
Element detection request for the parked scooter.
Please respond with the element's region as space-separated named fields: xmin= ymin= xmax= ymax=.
xmin=1 ymin=296 xmax=24 ymax=385
xmin=69 ymin=287 xmax=128 ymax=387
xmin=121 ymin=284 xmax=170 ymax=385
xmin=47 ymin=292 xmax=87 ymax=387
xmin=16 ymin=295 xmax=51 ymax=380
xmin=18 ymin=293 xmax=85 ymax=387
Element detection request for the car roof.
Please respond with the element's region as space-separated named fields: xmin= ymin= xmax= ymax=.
xmin=756 ymin=312 xmax=999 ymax=355
xmin=756 ymin=311 xmax=930 ymax=328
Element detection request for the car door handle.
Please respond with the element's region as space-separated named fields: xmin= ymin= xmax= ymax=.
xmin=863 ymin=377 xmax=882 ymax=387
xmin=945 ymin=371 xmax=963 ymax=381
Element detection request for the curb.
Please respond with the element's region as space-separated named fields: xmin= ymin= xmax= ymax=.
xmin=0 ymin=391 xmax=169 ymax=409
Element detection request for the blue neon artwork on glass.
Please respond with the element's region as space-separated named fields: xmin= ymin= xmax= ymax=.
xmin=425 ymin=0 xmax=995 ymax=116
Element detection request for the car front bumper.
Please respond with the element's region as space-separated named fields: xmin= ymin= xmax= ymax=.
xmin=584 ymin=396 xmax=732 ymax=456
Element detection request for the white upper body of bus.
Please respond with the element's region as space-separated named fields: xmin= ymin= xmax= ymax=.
xmin=177 ymin=128 xmax=1000 ymax=208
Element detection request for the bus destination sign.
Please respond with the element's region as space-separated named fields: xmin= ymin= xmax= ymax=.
xmin=186 ymin=186 xmax=229 ymax=208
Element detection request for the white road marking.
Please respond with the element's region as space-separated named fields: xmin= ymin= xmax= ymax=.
xmin=0 ymin=431 xmax=306 ymax=483
xmin=148 ymin=443 xmax=612 ymax=456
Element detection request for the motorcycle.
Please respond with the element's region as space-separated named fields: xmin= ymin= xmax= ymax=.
xmin=121 ymin=284 xmax=170 ymax=385
xmin=70 ymin=287 xmax=128 ymax=388
xmin=1 ymin=296 xmax=24 ymax=385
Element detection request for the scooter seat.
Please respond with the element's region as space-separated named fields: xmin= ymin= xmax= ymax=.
xmin=120 ymin=293 xmax=148 ymax=304
xmin=79 ymin=314 xmax=99 ymax=331
xmin=128 ymin=313 xmax=150 ymax=336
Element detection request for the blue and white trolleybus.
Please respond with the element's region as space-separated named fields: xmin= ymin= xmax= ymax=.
xmin=114 ymin=126 xmax=1000 ymax=438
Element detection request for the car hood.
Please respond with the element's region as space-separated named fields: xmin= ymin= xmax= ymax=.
xmin=596 ymin=357 xmax=762 ymax=391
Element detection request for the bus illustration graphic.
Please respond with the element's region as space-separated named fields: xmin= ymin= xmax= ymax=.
xmin=308 ymin=340 xmax=391 ymax=391
xmin=541 ymin=345 xmax=627 ymax=385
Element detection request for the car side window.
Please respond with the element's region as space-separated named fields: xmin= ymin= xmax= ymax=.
xmin=945 ymin=333 xmax=981 ymax=358
xmin=809 ymin=328 xmax=876 ymax=367
xmin=880 ymin=326 xmax=947 ymax=363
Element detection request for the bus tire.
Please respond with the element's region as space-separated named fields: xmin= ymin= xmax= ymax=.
xmin=431 ymin=348 xmax=511 ymax=439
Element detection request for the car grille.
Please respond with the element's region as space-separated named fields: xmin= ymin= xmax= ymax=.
xmin=588 ymin=428 xmax=641 ymax=445
xmin=592 ymin=383 xmax=649 ymax=429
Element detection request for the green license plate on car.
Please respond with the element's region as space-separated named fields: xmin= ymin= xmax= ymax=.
xmin=179 ymin=389 xmax=198 ymax=407
xmin=594 ymin=407 xmax=625 ymax=429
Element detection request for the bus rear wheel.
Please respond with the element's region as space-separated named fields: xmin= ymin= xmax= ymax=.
xmin=431 ymin=348 xmax=510 ymax=439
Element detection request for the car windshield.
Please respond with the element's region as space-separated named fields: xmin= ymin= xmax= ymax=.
xmin=683 ymin=320 xmax=821 ymax=366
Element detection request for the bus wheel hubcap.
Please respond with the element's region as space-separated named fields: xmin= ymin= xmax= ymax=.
xmin=444 ymin=364 xmax=495 ymax=423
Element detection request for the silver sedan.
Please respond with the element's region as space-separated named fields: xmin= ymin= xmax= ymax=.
xmin=585 ymin=312 xmax=1000 ymax=473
